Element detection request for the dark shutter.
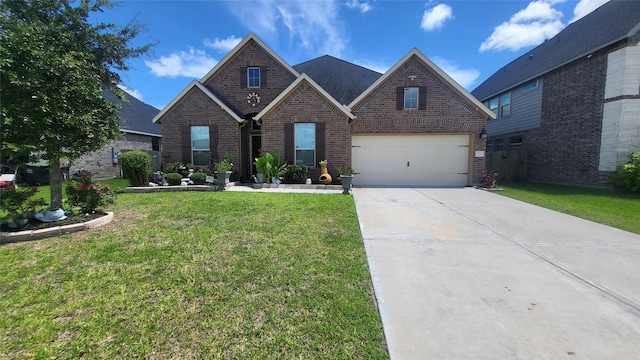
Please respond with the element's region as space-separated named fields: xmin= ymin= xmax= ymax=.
xmin=260 ymin=66 xmax=267 ymax=88
xmin=418 ymin=86 xmax=427 ymax=110
xmin=315 ymin=122 xmax=325 ymax=165
xmin=181 ymin=125 xmax=191 ymax=163
xmin=209 ymin=124 xmax=219 ymax=163
xmin=396 ymin=87 xmax=404 ymax=110
xmin=240 ymin=67 xmax=247 ymax=88
xmin=284 ymin=123 xmax=294 ymax=163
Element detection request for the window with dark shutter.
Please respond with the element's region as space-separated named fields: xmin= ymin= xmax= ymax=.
xmin=396 ymin=87 xmax=404 ymax=110
xmin=315 ymin=123 xmax=325 ymax=165
xmin=284 ymin=123 xmax=294 ymax=163
xmin=209 ymin=124 xmax=218 ymax=163
xmin=418 ymin=86 xmax=427 ymax=110
xmin=181 ymin=125 xmax=191 ymax=163
xmin=240 ymin=67 xmax=247 ymax=88
xmin=260 ymin=67 xmax=268 ymax=88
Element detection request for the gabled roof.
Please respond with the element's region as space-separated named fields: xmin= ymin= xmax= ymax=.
xmin=293 ymin=55 xmax=382 ymax=105
xmin=152 ymin=80 xmax=243 ymax=124
xmin=103 ymin=90 xmax=161 ymax=137
xmin=253 ymin=74 xmax=356 ymax=121
xmin=200 ymin=33 xmax=300 ymax=84
xmin=350 ymin=48 xmax=495 ymax=120
xmin=472 ymin=0 xmax=640 ymax=100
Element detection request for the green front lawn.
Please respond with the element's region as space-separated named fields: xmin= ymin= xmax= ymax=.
xmin=0 ymin=192 xmax=388 ymax=359
xmin=498 ymin=183 xmax=640 ymax=234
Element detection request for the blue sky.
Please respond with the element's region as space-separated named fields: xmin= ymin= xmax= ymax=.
xmin=96 ymin=0 xmax=610 ymax=109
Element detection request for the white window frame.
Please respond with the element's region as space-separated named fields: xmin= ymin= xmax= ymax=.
xmin=191 ymin=126 xmax=209 ymax=167
xmin=404 ymin=87 xmax=419 ymax=109
xmin=294 ymin=123 xmax=316 ymax=167
xmin=247 ymin=67 xmax=260 ymax=88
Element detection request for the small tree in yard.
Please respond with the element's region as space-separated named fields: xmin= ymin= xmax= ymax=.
xmin=120 ymin=150 xmax=152 ymax=187
xmin=0 ymin=0 xmax=152 ymax=209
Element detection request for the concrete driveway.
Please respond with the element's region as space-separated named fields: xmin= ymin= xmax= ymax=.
xmin=352 ymin=187 xmax=640 ymax=360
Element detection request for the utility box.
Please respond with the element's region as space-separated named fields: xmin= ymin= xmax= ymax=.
xmin=25 ymin=162 xmax=50 ymax=186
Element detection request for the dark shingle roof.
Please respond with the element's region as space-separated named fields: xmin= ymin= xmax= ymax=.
xmin=293 ymin=55 xmax=382 ymax=105
xmin=472 ymin=0 xmax=640 ymax=100
xmin=103 ymin=90 xmax=161 ymax=136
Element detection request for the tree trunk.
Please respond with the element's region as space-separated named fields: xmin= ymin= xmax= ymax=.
xmin=49 ymin=158 xmax=63 ymax=209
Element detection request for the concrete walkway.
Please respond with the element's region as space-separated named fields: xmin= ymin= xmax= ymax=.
xmin=353 ymin=187 xmax=640 ymax=360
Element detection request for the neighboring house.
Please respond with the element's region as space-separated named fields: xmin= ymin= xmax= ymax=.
xmin=472 ymin=0 xmax=640 ymax=187
xmin=154 ymin=33 xmax=494 ymax=187
xmin=69 ymin=90 xmax=161 ymax=179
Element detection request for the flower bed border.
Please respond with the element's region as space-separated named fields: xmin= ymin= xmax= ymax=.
xmin=0 ymin=212 xmax=113 ymax=244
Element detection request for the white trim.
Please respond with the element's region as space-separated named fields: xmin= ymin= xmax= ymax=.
xmin=253 ymin=73 xmax=356 ymax=121
xmin=152 ymin=80 xmax=243 ymax=124
xmin=200 ymin=33 xmax=300 ymax=85
xmin=121 ymin=129 xmax=161 ymax=137
xmin=349 ymin=48 xmax=496 ymax=120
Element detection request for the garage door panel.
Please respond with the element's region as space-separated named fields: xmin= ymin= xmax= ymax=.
xmin=352 ymin=135 xmax=470 ymax=186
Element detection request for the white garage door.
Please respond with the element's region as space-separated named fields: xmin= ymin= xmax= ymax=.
xmin=351 ymin=134 xmax=471 ymax=186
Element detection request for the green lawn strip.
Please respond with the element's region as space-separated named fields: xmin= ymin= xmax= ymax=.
xmin=498 ymin=183 xmax=640 ymax=234
xmin=0 ymin=192 xmax=387 ymax=359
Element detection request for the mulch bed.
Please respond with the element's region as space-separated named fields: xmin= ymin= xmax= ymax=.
xmin=1 ymin=211 xmax=108 ymax=233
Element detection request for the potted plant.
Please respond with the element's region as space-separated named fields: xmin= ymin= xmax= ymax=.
xmin=336 ymin=166 xmax=357 ymax=194
xmin=254 ymin=155 xmax=267 ymax=183
xmin=215 ymin=158 xmax=233 ymax=190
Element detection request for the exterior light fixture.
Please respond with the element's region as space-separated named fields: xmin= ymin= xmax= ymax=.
xmin=479 ymin=128 xmax=488 ymax=140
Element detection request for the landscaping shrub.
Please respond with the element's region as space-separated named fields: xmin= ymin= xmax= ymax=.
xmin=164 ymin=172 xmax=182 ymax=186
xmin=120 ymin=150 xmax=152 ymax=187
xmin=281 ymin=164 xmax=308 ymax=184
xmin=66 ymin=181 xmax=116 ymax=213
xmin=0 ymin=186 xmax=48 ymax=218
xmin=610 ymin=152 xmax=640 ymax=193
xmin=190 ymin=171 xmax=207 ymax=185
xmin=165 ymin=162 xmax=192 ymax=177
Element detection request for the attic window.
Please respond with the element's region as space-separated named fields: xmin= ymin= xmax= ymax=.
xmin=248 ymin=67 xmax=260 ymax=88
xmin=404 ymin=87 xmax=418 ymax=109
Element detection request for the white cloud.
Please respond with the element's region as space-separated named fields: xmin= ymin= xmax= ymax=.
xmin=204 ymin=35 xmax=242 ymax=52
xmin=421 ymin=4 xmax=454 ymax=31
xmin=228 ymin=0 xmax=348 ymax=58
xmin=346 ymin=0 xmax=372 ymax=13
xmin=117 ymin=84 xmax=143 ymax=101
xmin=479 ymin=0 xmax=565 ymax=52
xmin=570 ymin=0 xmax=608 ymax=23
xmin=350 ymin=58 xmax=391 ymax=75
xmin=145 ymin=48 xmax=218 ymax=78
xmin=431 ymin=56 xmax=480 ymax=89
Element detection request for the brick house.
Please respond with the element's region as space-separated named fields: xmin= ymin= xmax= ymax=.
xmin=472 ymin=0 xmax=640 ymax=187
xmin=154 ymin=33 xmax=494 ymax=186
xmin=69 ymin=90 xmax=161 ymax=179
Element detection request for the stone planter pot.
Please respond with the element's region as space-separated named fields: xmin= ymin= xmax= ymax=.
xmin=340 ymin=175 xmax=354 ymax=194
xmin=216 ymin=171 xmax=232 ymax=191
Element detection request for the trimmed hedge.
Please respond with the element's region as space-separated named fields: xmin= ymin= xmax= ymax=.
xmin=120 ymin=150 xmax=152 ymax=187
xmin=164 ymin=172 xmax=183 ymax=186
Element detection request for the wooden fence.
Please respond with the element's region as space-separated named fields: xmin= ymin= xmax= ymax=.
xmin=485 ymin=150 xmax=527 ymax=182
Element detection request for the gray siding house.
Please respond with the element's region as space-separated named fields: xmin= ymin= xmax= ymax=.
xmin=69 ymin=91 xmax=161 ymax=179
xmin=472 ymin=0 xmax=640 ymax=187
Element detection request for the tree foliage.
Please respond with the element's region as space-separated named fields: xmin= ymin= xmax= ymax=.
xmin=0 ymin=0 xmax=152 ymax=207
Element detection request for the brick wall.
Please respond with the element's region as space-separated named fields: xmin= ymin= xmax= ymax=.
xmin=489 ymin=49 xmax=609 ymax=186
xmin=202 ymin=39 xmax=297 ymax=118
xmin=351 ymin=55 xmax=489 ymax=184
xmin=69 ymin=133 xmax=159 ymax=180
xmin=261 ymin=81 xmax=351 ymax=182
xmin=160 ymin=87 xmax=241 ymax=172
